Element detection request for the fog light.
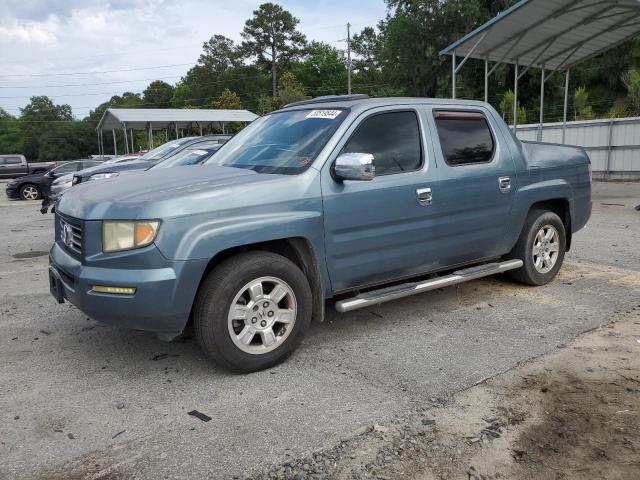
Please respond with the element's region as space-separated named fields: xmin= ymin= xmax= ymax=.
xmin=91 ymin=285 xmax=136 ymax=295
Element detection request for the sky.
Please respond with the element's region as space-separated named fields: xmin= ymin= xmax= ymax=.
xmin=0 ymin=0 xmax=388 ymax=119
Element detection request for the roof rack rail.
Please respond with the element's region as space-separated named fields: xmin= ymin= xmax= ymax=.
xmin=283 ymin=94 xmax=370 ymax=108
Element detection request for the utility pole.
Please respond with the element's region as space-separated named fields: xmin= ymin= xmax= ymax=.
xmin=347 ymin=22 xmax=352 ymax=95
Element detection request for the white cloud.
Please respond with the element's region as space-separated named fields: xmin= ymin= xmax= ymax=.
xmin=0 ymin=0 xmax=387 ymax=118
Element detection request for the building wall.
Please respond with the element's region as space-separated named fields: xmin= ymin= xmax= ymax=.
xmin=515 ymin=117 xmax=640 ymax=180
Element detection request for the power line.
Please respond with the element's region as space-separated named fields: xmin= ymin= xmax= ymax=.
xmin=0 ymin=63 xmax=196 ymax=79
xmin=0 ymin=74 xmax=185 ymax=90
xmin=0 ymin=45 xmax=199 ymax=64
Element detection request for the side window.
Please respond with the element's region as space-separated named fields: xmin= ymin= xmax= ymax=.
xmin=342 ymin=111 xmax=422 ymax=176
xmin=4 ymin=156 xmax=22 ymax=164
xmin=433 ymin=111 xmax=495 ymax=166
xmin=52 ymin=162 xmax=79 ymax=174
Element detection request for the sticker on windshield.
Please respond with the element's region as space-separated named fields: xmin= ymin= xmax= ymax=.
xmin=306 ymin=109 xmax=342 ymax=120
xmin=191 ymin=150 xmax=208 ymax=156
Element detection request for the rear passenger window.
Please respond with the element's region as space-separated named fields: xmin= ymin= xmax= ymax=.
xmin=342 ymin=111 xmax=422 ymax=176
xmin=433 ymin=111 xmax=495 ymax=166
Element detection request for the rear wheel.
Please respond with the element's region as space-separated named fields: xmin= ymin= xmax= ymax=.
xmin=508 ymin=210 xmax=566 ymax=286
xmin=20 ymin=184 xmax=41 ymax=200
xmin=193 ymin=251 xmax=312 ymax=373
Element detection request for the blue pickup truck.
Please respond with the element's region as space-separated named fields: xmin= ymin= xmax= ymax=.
xmin=49 ymin=95 xmax=591 ymax=372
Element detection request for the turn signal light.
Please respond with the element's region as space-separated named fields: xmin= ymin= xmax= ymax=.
xmin=91 ymin=285 xmax=136 ymax=295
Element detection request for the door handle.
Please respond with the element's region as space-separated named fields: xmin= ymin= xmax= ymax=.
xmin=498 ymin=176 xmax=511 ymax=193
xmin=416 ymin=187 xmax=432 ymax=206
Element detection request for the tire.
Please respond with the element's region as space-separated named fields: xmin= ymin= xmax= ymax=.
xmin=193 ymin=251 xmax=313 ymax=373
xmin=507 ymin=209 xmax=566 ymax=286
xmin=19 ymin=184 xmax=41 ymax=201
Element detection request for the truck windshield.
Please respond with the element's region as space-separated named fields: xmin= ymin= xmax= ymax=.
xmin=208 ymin=109 xmax=348 ymax=174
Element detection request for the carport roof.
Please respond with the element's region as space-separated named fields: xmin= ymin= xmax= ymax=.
xmin=440 ymin=0 xmax=640 ymax=70
xmin=97 ymin=108 xmax=258 ymax=132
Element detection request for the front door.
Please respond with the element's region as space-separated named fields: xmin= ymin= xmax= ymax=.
xmin=321 ymin=107 xmax=438 ymax=292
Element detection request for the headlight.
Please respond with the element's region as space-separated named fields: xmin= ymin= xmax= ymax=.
xmin=102 ymin=220 xmax=160 ymax=253
xmin=88 ymin=172 xmax=119 ymax=181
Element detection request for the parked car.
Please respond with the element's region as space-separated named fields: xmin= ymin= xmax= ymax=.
xmin=40 ymin=140 xmax=228 ymax=214
xmin=148 ymin=143 xmax=223 ymax=170
xmin=0 ymin=154 xmax=62 ymax=179
xmin=49 ymin=95 xmax=592 ymax=373
xmin=71 ymin=135 xmax=232 ymax=185
xmin=6 ymin=159 xmax=102 ymax=200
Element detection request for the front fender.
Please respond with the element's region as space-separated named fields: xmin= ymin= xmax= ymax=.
xmin=159 ymin=208 xmax=326 ymax=262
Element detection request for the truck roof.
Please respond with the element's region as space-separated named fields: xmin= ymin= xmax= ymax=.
xmin=279 ymin=95 xmax=490 ymax=113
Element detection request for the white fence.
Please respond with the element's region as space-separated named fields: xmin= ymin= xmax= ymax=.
xmin=515 ymin=116 xmax=640 ymax=180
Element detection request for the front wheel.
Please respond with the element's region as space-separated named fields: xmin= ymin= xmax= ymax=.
xmin=20 ymin=184 xmax=41 ymax=200
xmin=193 ymin=251 xmax=312 ymax=373
xmin=508 ymin=210 xmax=566 ymax=286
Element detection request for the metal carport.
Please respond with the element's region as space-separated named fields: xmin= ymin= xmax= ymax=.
xmin=440 ymin=0 xmax=640 ymax=142
xmin=96 ymin=108 xmax=258 ymax=156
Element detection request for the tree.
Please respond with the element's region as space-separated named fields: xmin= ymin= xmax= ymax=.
xmin=171 ymin=83 xmax=195 ymax=108
xmin=377 ymin=0 xmax=509 ymax=97
xmin=199 ymin=35 xmax=241 ymax=72
xmin=274 ymin=71 xmax=309 ymax=108
xmin=499 ymin=90 xmax=527 ymax=125
xmin=574 ymin=86 xmax=595 ymax=120
xmin=351 ymin=27 xmax=381 ymax=74
xmin=0 ymin=108 xmax=23 ymax=154
xmin=210 ymin=89 xmax=243 ymax=109
xmin=143 ymin=80 xmax=174 ymax=108
xmin=19 ymin=96 xmax=74 ymax=161
xmin=622 ymin=68 xmax=640 ymax=116
xmin=36 ymin=121 xmax=95 ymax=161
xmin=241 ymin=3 xmax=306 ymax=99
xmin=291 ymin=42 xmax=347 ymax=96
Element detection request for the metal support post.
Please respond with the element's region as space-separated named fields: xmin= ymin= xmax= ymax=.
xmin=452 ymin=51 xmax=456 ymax=99
xmin=513 ymin=61 xmax=519 ymax=134
xmin=562 ymin=68 xmax=570 ymax=143
xmin=606 ymin=119 xmax=614 ymax=178
xmin=484 ymin=58 xmax=489 ymax=103
xmin=347 ymin=22 xmax=352 ymax=95
xmin=538 ymin=67 xmax=545 ymax=142
xmin=123 ymin=125 xmax=129 ymax=154
xmin=112 ymin=129 xmax=117 ymax=156
xmin=130 ymin=129 xmax=134 ymax=153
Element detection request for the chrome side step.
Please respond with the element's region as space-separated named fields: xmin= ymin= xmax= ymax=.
xmin=335 ymin=259 xmax=523 ymax=313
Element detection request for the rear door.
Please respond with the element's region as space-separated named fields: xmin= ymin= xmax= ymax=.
xmin=424 ymin=107 xmax=517 ymax=266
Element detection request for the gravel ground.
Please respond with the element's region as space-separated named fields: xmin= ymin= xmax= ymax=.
xmin=0 ymin=180 xmax=638 ymax=479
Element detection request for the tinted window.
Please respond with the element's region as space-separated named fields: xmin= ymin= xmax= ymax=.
xmin=51 ymin=162 xmax=81 ymax=174
xmin=433 ymin=111 xmax=495 ymax=166
xmin=342 ymin=111 xmax=422 ymax=176
xmin=3 ymin=156 xmax=22 ymax=164
xmin=81 ymin=161 xmax=102 ymax=169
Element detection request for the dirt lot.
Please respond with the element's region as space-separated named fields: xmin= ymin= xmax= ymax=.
xmin=250 ymin=305 xmax=640 ymax=480
xmin=0 ymin=181 xmax=639 ymax=479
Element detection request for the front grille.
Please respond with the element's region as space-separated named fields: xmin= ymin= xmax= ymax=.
xmin=58 ymin=213 xmax=83 ymax=255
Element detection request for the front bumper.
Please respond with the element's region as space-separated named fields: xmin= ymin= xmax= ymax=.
xmin=5 ymin=185 xmax=19 ymax=199
xmin=49 ymin=242 xmax=209 ymax=339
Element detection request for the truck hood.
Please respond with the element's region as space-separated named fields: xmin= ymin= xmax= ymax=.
xmin=57 ymin=164 xmax=293 ymax=220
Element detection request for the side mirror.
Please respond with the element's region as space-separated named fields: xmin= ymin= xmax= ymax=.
xmin=334 ymin=152 xmax=375 ymax=181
